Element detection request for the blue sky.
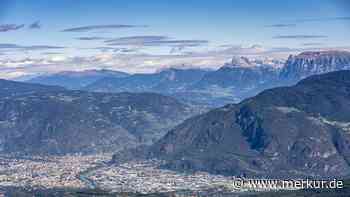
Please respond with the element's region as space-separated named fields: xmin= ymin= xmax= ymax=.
xmin=0 ymin=0 xmax=349 ymax=78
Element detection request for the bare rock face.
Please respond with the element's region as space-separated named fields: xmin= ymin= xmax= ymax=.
xmin=280 ymin=51 xmax=350 ymax=82
xmin=229 ymin=56 xmax=253 ymax=67
xmin=140 ymin=70 xmax=350 ymax=179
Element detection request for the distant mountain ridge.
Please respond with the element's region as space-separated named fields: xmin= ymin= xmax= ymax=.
xmin=28 ymin=69 xmax=129 ymax=89
xmin=0 ymin=79 xmax=65 ymax=97
xmin=84 ymin=68 xmax=215 ymax=107
xmin=85 ymin=68 xmax=209 ymax=93
xmin=85 ymin=64 xmax=281 ymax=107
xmin=116 ymin=70 xmax=350 ymax=179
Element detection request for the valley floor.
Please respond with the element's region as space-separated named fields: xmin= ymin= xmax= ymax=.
xmin=0 ymin=154 xmax=111 ymax=190
xmin=0 ymin=154 xmax=242 ymax=194
xmin=1 ymin=154 xmax=349 ymax=196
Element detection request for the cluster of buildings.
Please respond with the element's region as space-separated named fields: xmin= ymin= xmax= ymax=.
xmin=0 ymin=155 xmax=287 ymax=194
xmin=0 ymin=154 xmax=109 ymax=189
xmin=87 ymin=160 xmax=242 ymax=194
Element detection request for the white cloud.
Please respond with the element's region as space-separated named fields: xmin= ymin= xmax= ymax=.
xmin=2 ymin=44 xmax=348 ymax=79
xmin=0 ymin=71 xmax=29 ymax=79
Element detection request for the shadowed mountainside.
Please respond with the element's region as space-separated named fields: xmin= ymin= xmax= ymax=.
xmin=115 ymin=70 xmax=350 ymax=179
xmin=0 ymin=80 xmax=198 ymax=155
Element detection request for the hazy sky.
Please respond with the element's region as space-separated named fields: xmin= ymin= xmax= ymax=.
xmin=0 ymin=0 xmax=350 ymax=78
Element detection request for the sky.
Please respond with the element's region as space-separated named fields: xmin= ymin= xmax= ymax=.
xmin=0 ymin=0 xmax=350 ymax=79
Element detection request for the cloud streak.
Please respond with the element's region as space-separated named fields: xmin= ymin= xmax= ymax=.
xmin=273 ymin=35 xmax=328 ymax=39
xmin=148 ymin=40 xmax=209 ymax=47
xmin=265 ymin=24 xmax=297 ymax=28
xmin=61 ymin=24 xmax=147 ymax=32
xmin=105 ymin=36 xmax=169 ymax=45
xmin=0 ymin=24 xmax=24 ymax=32
xmin=29 ymin=21 xmax=41 ymax=29
xmin=76 ymin=36 xmax=109 ymax=41
xmin=0 ymin=43 xmax=20 ymax=49
xmin=25 ymin=45 xmax=65 ymax=50
xmin=0 ymin=43 xmax=65 ymax=51
xmin=296 ymin=16 xmax=350 ymax=22
xmin=302 ymin=43 xmax=324 ymax=46
xmin=41 ymin=52 xmax=63 ymax=55
xmin=105 ymin=36 xmax=209 ymax=48
xmin=268 ymin=16 xmax=350 ymax=30
xmin=82 ymin=46 xmax=139 ymax=53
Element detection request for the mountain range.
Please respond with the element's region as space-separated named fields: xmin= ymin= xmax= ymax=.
xmin=26 ymin=51 xmax=350 ymax=108
xmin=188 ymin=57 xmax=282 ymax=105
xmin=1 ymin=50 xmax=350 ymax=179
xmin=28 ymin=69 xmax=129 ymax=89
xmin=84 ymin=68 xmax=209 ymax=93
xmin=0 ymin=80 xmax=198 ymax=155
xmin=194 ymin=50 xmax=350 ymax=105
xmin=115 ymin=70 xmax=350 ymax=179
xmin=0 ymin=79 xmax=65 ymax=97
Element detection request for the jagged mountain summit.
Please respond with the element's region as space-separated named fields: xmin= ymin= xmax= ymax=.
xmin=224 ymin=56 xmax=284 ymax=68
xmin=0 ymin=79 xmax=198 ymax=155
xmin=227 ymin=56 xmax=252 ymax=67
xmin=119 ymin=70 xmax=350 ymax=179
xmin=28 ymin=69 xmax=129 ymax=89
xmin=194 ymin=58 xmax=280 ymax=90
xmin=191 ymin=50 xmax=350 ymax=106
xmin=280 ymin=50 xmax=350 ymax=83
